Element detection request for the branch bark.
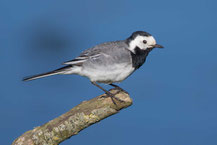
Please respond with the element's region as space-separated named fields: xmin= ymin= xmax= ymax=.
xmin=12 ymin=89 xmax=132 ymax=145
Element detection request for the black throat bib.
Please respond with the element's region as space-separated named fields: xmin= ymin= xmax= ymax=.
xmin=130 ymin=47 xmax=152 ymax=69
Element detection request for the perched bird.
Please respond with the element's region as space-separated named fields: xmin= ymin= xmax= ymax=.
xmin=23 ymin=31 xmax=163 ymax=104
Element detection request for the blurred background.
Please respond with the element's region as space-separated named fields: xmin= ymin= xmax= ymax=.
xmin=1 ymin=0 xmax=217 ymax=144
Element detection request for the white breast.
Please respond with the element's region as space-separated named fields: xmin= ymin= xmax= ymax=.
xmin=79 ymin=63 xmax=135 ymax=84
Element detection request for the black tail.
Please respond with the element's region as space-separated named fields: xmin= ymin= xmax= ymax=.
xmin=23 ymin=65 xmax=72 ymax=81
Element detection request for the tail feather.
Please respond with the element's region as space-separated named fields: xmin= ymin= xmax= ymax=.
xmin=23 ymin=65 xmax=72 ymax=81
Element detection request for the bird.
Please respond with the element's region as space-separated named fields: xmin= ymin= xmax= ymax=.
xmin=23 ymin=31 xmax=163 ymax=104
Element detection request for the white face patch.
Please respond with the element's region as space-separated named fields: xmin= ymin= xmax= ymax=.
xmin=128 ymin=36 xmax=157 ymax=52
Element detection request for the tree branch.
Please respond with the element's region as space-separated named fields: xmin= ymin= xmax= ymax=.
xmin=12 ymin=89 xmax=132 ymax=145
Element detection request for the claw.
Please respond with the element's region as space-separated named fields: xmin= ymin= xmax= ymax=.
xmin=91 ymin=81 xmax=125 ymax=106
xmin=109 ymin=84 xmax=129 ymax=94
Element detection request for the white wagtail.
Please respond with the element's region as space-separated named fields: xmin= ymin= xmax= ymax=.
xmin=24 ymin=31 xmax=163 ymax=104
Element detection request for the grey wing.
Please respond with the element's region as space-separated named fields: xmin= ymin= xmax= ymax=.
xmin=63 ymin=48 xmax=102 ymax=65
xmin=63 ymin=40 xmax=131 ymax=66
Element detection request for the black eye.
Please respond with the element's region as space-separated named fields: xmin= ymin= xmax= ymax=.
xmin=143 ymin=40 xmax=147 ymax=44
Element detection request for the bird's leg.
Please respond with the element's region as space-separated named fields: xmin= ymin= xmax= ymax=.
xmin=91 ymin=82 xmax=124 ymax=105
xmin=91 ymin=82 xmax=117 ymax=105
xmin=109 ymin=84 xmax=129 ymax=94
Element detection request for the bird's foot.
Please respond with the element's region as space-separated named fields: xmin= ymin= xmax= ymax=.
xmin=91 ymin=81 xmax=125 ymax=106
xmin=101 ymin=91 xmax=125 ymax=105
xmin=110 ymin=84 xmax=129 ymax=94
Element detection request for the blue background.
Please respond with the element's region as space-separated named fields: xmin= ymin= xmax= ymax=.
xmin=1 ymin=0 xmax=217 ymax=144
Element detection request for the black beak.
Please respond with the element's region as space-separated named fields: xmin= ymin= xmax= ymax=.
xmin=154 ymin=44 xmax=164 ymax=48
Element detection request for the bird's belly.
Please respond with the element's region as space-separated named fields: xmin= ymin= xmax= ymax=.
xmin=81 ymin=64 xmax=134 ymax=84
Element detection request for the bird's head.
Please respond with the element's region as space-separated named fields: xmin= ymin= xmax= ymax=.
xmin=126 ymin=31 xmax=163 ymax=53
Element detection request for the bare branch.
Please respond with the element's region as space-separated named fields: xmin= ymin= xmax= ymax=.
xmin=12 ymin=89 xmax=132 ymax=145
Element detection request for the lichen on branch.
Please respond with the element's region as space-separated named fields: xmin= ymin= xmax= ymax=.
xmin=12 ymin=89 xmax=132 ymax=145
